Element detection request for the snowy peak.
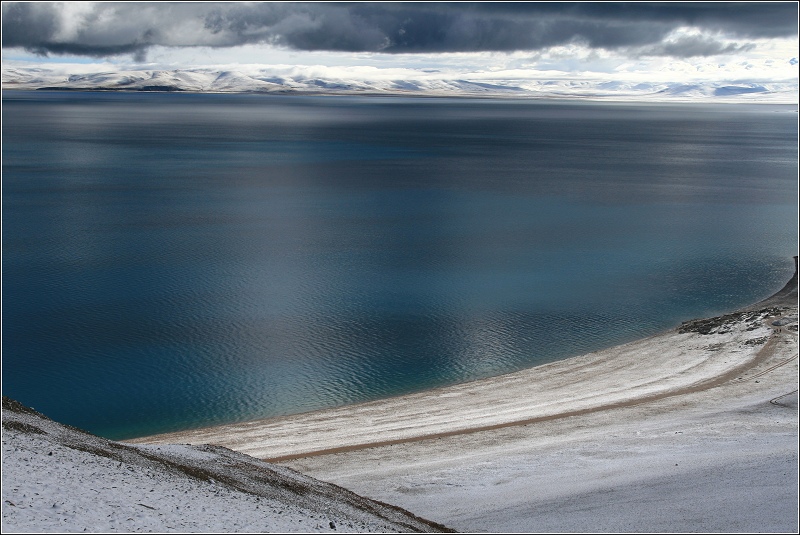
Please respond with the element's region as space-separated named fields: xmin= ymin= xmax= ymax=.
xmin=2 ymin=66 xmax=797 ymax=102
xmin=210 ymin=70 xmax=284 ymax=92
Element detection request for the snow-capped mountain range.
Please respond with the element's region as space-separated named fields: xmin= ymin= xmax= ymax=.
xmin=3 ymin=66 xmax=797 ymax=102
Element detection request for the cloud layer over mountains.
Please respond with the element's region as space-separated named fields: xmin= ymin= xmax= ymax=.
xmin=3 ymin=2 xmax=797 ymax=60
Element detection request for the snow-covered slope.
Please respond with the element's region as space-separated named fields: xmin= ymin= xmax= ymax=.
xmin=2 ymin=66 xmax=796 ymax=102
xmin=1 ymin=397 xmax=451 ymax=533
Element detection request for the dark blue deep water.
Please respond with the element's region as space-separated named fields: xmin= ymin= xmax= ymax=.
xmin=3 ymin=91 xmax=797 ymax=439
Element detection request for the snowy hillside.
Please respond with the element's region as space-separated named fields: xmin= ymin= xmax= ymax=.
xmin=1 ymin=397 xmax=451 ymax=533
xmin=2 ymin=65 xmax=796 ymax=102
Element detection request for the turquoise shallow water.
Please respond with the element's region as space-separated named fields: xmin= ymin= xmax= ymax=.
xmin=2 ymin=92 xmax=797 ymax=439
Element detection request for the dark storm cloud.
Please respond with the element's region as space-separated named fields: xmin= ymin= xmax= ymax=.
xmin=2 ymin=2 xmax=797 ymax=58
xmin=637 ymin=35 xmax=757 ymax=58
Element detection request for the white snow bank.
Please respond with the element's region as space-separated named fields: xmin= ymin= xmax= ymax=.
xmin=1 ymin=398 xmax=451 ymax=533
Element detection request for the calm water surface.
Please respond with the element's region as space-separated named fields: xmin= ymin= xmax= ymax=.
xmin=2 ymin=92 xmax=797 ymax=439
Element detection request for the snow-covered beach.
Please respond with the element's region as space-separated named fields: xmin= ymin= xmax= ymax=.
xmin=128 ymin=258 xmax=798 ymax=532
xmin=4 ymin=259 xmax=797 ymax=532
xmin=285 ymin=308 xmax=798 ymax=533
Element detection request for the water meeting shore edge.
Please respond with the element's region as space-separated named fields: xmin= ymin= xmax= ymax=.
xmin=128 ymin=256 xmax=798 ymax=462
xmin=277 ymin=257 xmax=798 ymax=532
xmin=6 ymin=257 xmax=796 ymax=532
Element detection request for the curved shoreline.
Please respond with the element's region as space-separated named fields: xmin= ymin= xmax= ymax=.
xmin=749 ymin=255 xmax=798 ymax=308
xmin=265 ymin=328 xmax=793 ymax=462
xmin=128 ymin=256 xmax=798 ymax=463
xmin=287 ymin=293 xmax=798 ymax=533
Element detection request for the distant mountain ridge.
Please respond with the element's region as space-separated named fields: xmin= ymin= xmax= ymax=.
xmin=3 ymin=66 xmax=797 ymax=102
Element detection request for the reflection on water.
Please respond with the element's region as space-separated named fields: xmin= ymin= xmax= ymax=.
xmin=2 ymin=92 xmax=797 ymax=439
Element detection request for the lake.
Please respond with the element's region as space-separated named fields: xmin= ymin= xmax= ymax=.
xmin=2 ymin=91 xmax=797 ymax=439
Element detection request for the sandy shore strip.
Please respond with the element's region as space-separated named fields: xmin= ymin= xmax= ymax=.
xmin=286 ymin=326 xmax=796 ymax=532
xmin=128 ymin=259 xmax=798 ymax=464
xmin=128 ymin=259 xmax=798 ymax=532
xmin=283 ymin=262 xmax=798 ymax=533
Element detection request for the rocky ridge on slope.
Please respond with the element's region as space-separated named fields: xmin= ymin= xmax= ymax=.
xmin=1 ymin=396 xmax=453 ymax=533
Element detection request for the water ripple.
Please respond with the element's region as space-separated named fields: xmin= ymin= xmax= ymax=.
xmin=3 ymin=94 xmax=796 ymax=439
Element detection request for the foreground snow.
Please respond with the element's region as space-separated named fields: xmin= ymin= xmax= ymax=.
xmin=291 ymin=364 xmax=797 ymax=533
xmin=133 ymin=262 xmax=798 ymax=532
xmin=285 ymin=286 xmax=800 ymax=532
xmin=1 ymin=398 xmax=451 ymax=533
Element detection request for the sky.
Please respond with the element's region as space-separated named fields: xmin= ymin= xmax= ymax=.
xmin=2 ymin=2 xmax=798 ymax=86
